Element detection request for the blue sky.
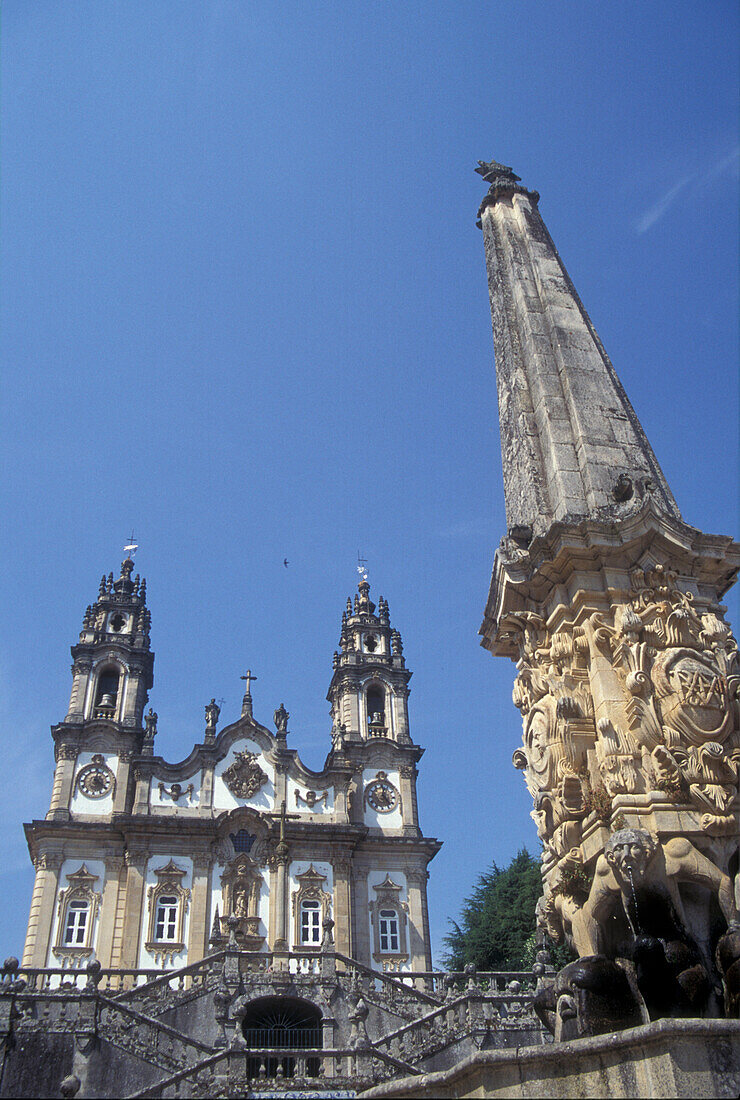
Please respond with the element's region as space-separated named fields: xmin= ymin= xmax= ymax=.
xmin=1 ymin=1 xmax=738 ymax=964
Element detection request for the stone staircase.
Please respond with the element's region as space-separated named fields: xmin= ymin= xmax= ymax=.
xmin=1 ymin=952 xmax=545 ymax=1097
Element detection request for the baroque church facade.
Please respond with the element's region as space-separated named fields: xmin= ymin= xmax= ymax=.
xmin=22 ymin=564 xmax=440 ymax=977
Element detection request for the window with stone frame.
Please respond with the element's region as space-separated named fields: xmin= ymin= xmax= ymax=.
xmin=53 ymin=865 xmax=101 ymax=963
xmin=291 ymin=865 xmax=331 ymax=951
xmin=369 ymin=876 xmax=409 ymax=965
xmin=145 ymin=861 xmax=190 ymax=965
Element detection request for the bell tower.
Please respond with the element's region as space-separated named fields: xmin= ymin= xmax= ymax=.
xmin=45 ymin=556 xmax=154 ymax=822
xmin=327 ymin=578 xmax=412 ymax=746
xmin=64 ymin=556 xmax=153 ymax=730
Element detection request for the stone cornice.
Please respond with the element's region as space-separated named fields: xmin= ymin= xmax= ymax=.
xmin=482 ymin=501 xmax=740 ymax=656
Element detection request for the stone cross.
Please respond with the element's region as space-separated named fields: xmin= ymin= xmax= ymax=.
xmin=240 ymin=669 xmax=257 ymax=717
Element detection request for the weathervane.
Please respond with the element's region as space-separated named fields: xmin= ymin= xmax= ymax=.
xmin=357 ymin=552 xmax=368 ymax=582
xmin=123 ymin=530 xmax=139 ymax=558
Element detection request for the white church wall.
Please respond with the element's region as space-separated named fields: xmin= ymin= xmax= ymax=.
xmin=70 ymin=752 xmax=117 ymax=816
xmin=362 ymin=767 xmax=402 ymax=830
xmin=212 ymin=739 xmax=275 ymax=812
xmin=149 ymin=772 xmax=202 ymax=810
xmin=286 ymin=776 xmax=334 ymax=816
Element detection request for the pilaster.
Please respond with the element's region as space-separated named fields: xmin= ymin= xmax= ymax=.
xmin=351 ymin=864 xmax=370 ymax=966
xmin=67 ymin=661 xmax=91 ymax=720
xmin=406 ymin=868 xmax=431 ymax=970
xmin=118 ymin=848 xmax=148 ymax=969
xmin=47 ymin=745 xmax=78 ymax=820
xmin=199 ymin=760 xmax=215 ymax=817
xmin=132 ymin=767 xmax=149 ymax=814
xmin=96 ymin=855 xmax=125 ymax=967
xmin=187 ymin=854 xmax=212 ymax=964
xmin=23 ymin=850 xmax=64 ymax=968
xmin=112 ymin=752 xmax=133 ymax=814
xmin=332 ymin=858 xmax=353 ymax=956
xmin=398 ymin=765 xmax=419 ymax=833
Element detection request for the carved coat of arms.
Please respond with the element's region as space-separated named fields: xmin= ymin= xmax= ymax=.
xmin=223 ymin=750 xmax=268 ymax=799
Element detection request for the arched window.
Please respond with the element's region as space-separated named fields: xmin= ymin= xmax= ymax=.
xmin=366 ymin=685 xmax=385 ymax=731
xmin=94 ymin=666 xmax=121 ymax=718
xmin=300 ymin=899 xmax=322 ymax=946
xmin=379 ymin=909 xmax=400 ymax=953
xmin=63 ymin=899 xmax=90 ymax=947
xmin=154 ymin=895 xmax=179 ymax=941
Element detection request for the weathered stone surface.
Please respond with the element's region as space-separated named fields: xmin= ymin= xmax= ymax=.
xmin=476 ymin=162 xmax=740 ymax=1041
xmin=479 ymin=179 xmax=680 ymax=539
xmin=0 ymin=952 xmax=547 ymax=1097
xmin=362 ymin=1018 xmax=740 ymax=1099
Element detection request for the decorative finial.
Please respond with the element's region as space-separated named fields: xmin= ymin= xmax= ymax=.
xmin=474 ymin=159 xmax=521 ymax=185
xmin=240 ymin=668 xmax=257 ymax=717
xmin=476 ymin=159 xmax=536 ymax=228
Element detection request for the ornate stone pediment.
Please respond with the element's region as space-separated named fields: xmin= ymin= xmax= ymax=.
xmin=223 ymin=749 xmax=268 ymax=799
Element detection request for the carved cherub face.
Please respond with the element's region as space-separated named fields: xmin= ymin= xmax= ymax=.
xmin=605 ymin=828 xmax=655 ymax=885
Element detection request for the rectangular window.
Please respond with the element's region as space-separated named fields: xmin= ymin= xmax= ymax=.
xmin=379 ymin=909 xmax=399 ymax=953
xmin=300 ymin=900 xmax=321 ymax=945
xmin=155 ymin=896 xmax=179 ymax=941
xmin=64 ymin=901 xmax=89 ymax=946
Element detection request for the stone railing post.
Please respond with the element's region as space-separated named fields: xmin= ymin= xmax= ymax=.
xmin=321 ymin=917 xmax=336 ymax=979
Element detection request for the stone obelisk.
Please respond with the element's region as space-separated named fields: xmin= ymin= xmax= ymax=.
xmin=476 ymin=159 xmax=740 ymax=1024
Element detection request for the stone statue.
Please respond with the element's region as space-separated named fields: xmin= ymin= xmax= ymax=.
xmin=274 ymin=703 xmax=289 ymax=735
xmin=550 ymin=828 xmax=740 ymax=1020
xmin=233 ymin=884 xmax=248 ymax=918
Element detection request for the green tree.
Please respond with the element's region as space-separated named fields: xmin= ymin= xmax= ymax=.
xmin=442 ymin=849 xmax=543 ymax=971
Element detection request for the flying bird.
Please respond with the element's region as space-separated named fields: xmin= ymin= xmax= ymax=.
xmin=283 ymin=558 xmax=289 ymax=568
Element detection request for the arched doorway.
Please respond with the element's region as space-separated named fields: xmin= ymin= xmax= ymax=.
xmin=242 ymin=996 xmax=322 ymax=1078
